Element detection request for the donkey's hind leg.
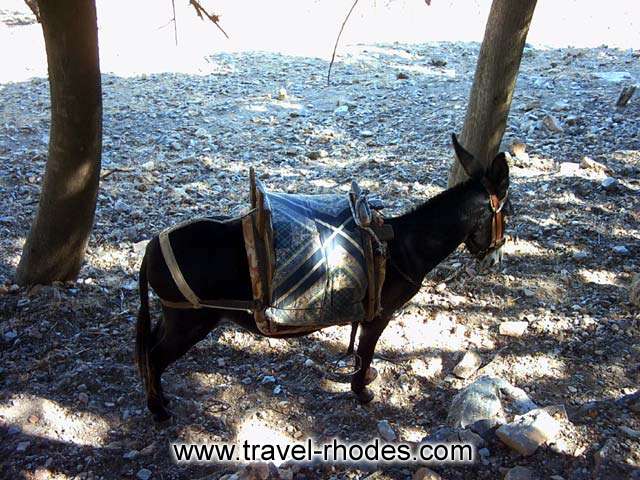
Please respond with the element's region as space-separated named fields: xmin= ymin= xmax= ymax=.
xmin=147 ymin=307 xmax=221 ymax=422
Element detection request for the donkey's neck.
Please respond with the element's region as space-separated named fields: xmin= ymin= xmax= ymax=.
xmin=387 ymin=181 xmax=486 ymax=282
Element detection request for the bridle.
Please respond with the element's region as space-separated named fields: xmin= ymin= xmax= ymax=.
xmin=480 ymin=182 xmax=508 ymax=257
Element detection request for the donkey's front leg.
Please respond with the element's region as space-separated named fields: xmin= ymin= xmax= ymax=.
xmin=346 ymin=321 xmax=358 ymax=354
xmin=351 ymin=316 xmax=391 ymax=403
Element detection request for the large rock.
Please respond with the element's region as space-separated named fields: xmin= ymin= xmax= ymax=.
xmin=496 ymin=408 xmax=561 ymax=456
xmin=448 ymin=376 xmax=505 ymax=429
xmin=447 ymin=376 xmax=537 ymax=429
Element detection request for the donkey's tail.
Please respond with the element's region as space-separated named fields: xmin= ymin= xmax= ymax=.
xmin=135 ymin=253 xmax=153 ymax=395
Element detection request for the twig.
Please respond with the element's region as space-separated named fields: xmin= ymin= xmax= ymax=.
xmin=374 ymin=352 xmax=402 ymax=365
xmin=327 ymin=0 xmax=360 ymax=86
xmin=101 ymin=167 xmax=134 ymax=179
xmin=189 ymin=0 xmax=229 ymax=39
xmin=171 ymin=0 xmax=178 ymax=45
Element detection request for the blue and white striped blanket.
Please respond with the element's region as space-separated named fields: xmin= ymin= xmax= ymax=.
xmin=262 ymin=191 xmax=368 ymax=327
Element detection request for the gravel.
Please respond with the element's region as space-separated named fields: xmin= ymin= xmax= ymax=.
xmin=1 ymin=14 xmax=639 ymax=480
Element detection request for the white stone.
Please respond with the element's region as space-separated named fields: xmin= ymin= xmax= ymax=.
xmin=123 ymin=450 xmax=139 ymax=459
xmin=543 ymin=114 xmax=563 ymax=133
xmin=499 ymin=321 xmax=528 ymax=337
xmin=496 ymin=409 xmax=561 ymax=456
xmin=334 ymin=105 xmax=349 ymax=116
xmin=377 ymin=420 xmax=397 ymax=442
xmin=137 ymin=468 xmax=152 ymax=480
xmin=580 ymin=156 xmax=608 ymax=173
xmin=558 ymin=162 xmax=580 ymax=177
xmin=3 ymin=330 xmax=17 ymax=341
xmin=505 ymin=466 xmax=535 ymax=480
xmin=631 ymin=274 xmax=640 ymax=307
xmin=412 ymin=467 xmax=441 ymax=480
xmin=619 ymin=426 xmax=640 ymax=440
xmin=452 ymin=351 xmax=482 ymax=379
xmin=16 ymin=441 xmax=30 ymax=452
xmin=551 ymin=101 xmax=570 ymax=111
xmin=573 ymin=251 xmax=588 ymax=260
xmin=593 ymin=71 xmax=632 ymax=83
xmin=601 ymin=177 xmax=618 ymax=190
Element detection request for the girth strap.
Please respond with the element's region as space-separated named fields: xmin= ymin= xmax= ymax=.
xmin=159 ymin=297 xmax=258 ymax=312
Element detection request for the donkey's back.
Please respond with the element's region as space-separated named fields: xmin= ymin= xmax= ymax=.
xmin=145 ymin=217 xmax=252 ymax=306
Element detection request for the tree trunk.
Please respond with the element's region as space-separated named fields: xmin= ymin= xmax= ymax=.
xmin=16 ymin=0 xmax=102 ymax=286
xmin=448 ymin=0 xmax=537 ymax=186
xmin=24 ymin=0 xmax=41 ymax=23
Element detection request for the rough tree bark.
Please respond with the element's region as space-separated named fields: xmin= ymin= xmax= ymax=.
xmin=16 ymin=0 xmax=102 ymax=286
xmin=448 ymin=0 xmax=537 ymax=186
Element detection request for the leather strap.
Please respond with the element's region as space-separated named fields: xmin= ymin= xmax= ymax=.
xmin=159 ymin=297 xmax=258 ymax=312
xmin=488 ymin=193 xmax=506 ymax=250
xmin=159 ymin=229 xmax=202 ymax=308
xmin=154 ymin=211 xmax=260 ymax=312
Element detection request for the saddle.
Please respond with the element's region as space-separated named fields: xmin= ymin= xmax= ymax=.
xmin=243 ymin=168 xmax=392 ymax=335
xmin=157 ymin=168 xmax=392 ymax=337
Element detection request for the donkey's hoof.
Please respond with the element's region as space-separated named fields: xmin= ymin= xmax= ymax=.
xmin=364 ymin=367 xmax=378 ymax=385
xmin=354 ymin=387 xmax=374 ymax=404
xmin=152 ymin=408 xmax=173 ymax=424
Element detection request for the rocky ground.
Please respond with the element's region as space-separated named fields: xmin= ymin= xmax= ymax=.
xmin=1 ymin=8 xmax=640 ymax=480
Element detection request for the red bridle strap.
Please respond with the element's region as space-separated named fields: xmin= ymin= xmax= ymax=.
xmin=488 ymin=192 xmax=506 ymax=250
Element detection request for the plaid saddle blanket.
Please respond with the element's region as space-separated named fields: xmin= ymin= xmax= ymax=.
xmin=263 ymin=191 xmax=368 ymax=327
xmin=242 ymin=169 xmax=389 ymax=336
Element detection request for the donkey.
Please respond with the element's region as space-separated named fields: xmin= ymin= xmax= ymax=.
xmin=136 ymin=134 xmax=511 ymax=422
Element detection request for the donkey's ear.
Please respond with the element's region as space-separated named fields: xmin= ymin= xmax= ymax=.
xmin=486 ymin=152 xmax=510 ymax=198
xmin=451 ymin=133 xmax=483 ymax=180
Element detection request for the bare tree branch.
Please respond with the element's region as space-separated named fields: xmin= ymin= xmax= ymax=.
xmin=171 ymin=0 xmax=178 ymax=45
xmin=189 ymin=0 xmax=229 ymax=39
xmin=327 ymin=0 xmax=360 ymax=86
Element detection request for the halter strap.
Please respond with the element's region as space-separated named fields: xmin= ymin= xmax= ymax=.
xmin=487 ymin=191 xmax=507 ymax=251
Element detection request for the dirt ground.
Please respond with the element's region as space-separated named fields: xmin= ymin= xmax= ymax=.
xmin=1 ymin=4 xmax=640 ymax=480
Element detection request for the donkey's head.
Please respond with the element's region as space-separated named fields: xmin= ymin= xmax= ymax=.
xmin=451 ymin=133 xmax=511 ymax=268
